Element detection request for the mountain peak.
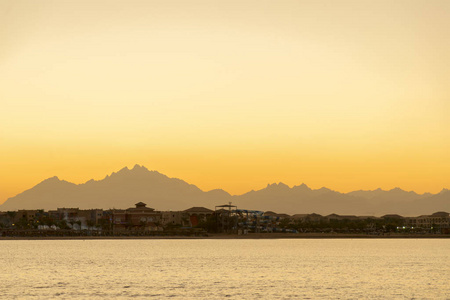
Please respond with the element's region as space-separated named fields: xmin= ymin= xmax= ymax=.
xmin=266 ymin=182 xmax=290 ymax=189
xmin=440 ymin=188 xmax=449 ymax=194
xmin=390 ymin=187 xmax=403 ymax=192
xmin=117 ymin=166 xmax=129 ymax=173
xmin=40 ymin=176 xmax=61 ymax=183
xmin=293 ymin=183 xmax=311 ymax=191
xmin=110 ymin=165 xmax=151 ymax=177
xmin=132 ymin=164 xmax=148 ymax=171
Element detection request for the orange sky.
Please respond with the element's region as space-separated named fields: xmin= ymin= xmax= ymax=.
xmin=1 ymin=0 xmax=449 ymax=204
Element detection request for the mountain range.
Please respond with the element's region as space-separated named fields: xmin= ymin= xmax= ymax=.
xmin=1 ymin=165 xmax=448 ymax=216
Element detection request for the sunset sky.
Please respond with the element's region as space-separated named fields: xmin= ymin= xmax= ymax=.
xmin=1 ymin=0 xmax=449 ymax=204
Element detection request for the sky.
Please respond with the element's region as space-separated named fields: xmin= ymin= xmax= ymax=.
xmin=0 ymin=0 xmax=449 ymax=204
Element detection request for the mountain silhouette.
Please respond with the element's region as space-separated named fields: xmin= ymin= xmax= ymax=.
xmin=1 ymin=165 xmax=448 ymax=216
xmin=0 ymin=165 xmax=230 ymax=211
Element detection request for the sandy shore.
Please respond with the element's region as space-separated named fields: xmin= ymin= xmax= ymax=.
xmin=1 ymin=233 xmax=449 ymax=240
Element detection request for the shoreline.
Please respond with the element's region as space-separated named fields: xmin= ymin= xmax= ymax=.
xmin=1 ymin=233 xmax=449 ymax=240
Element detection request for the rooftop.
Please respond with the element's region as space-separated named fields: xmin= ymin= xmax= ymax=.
xmin=184 ymin=207 xmax=214 ymax=213
xmin=431 ymin=211 xmax=449 ymax=217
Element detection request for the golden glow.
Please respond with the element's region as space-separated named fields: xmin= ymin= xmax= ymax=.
xmin=1 ymin=0 xmax=449 ymax=203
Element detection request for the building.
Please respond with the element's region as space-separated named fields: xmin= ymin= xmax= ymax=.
xmin=292 ymin=213 xmax=323 ymax=223
xmin=49 ymin=208 xmax=79 ymax=222
xmin=77 ymin=209 xmax=104 ymax=227
xmin=183 ymin=207 xmax=214 ymax=227
xmin=14 ymin=210 xmax=40 ymax=223
xmin=161 ymin=211 xmax=185 ymax=227
xmin=264 ymin=211 xmax=291 ymax=220
xmin=0 ymin=212 xmax=11 ymax=226
xmin=112 ymin=202 xmax=162 ymax=232
xmin=407 ymin=212 xmax=449 ymax=230
xmin=328 ymin=215 xmax=359 ymax=221
xmin=381 ymin=214 xmax=405 ymax=220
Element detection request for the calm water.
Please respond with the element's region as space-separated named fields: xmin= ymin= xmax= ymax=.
xmin=0 ymin=239 xmax=449 ymax=299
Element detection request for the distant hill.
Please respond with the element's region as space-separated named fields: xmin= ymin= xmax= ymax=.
xmin=1 ymin=165 xmax=448 ymax=216
xmin=0 ymin=165 xmax=231 ymax=211
xmin=233 ymin=184 xmax=449 ymax=216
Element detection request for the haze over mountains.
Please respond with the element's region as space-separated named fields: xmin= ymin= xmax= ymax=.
xmin=1 ymin=165 xmax=448 ymax=216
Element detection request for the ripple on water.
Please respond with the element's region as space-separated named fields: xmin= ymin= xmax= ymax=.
xmin=0 ymin=239 xmax=449 ymax=299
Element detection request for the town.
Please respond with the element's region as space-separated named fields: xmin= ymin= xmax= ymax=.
xmin=1 ymin=202 xmax=449 ymax=237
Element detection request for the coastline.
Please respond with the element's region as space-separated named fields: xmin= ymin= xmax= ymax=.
xmin=1 ymin=233 xmax=449 ymax=240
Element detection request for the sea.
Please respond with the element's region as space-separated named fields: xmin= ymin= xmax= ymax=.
xmin=0 ymin=239 xmax=449 ymax=299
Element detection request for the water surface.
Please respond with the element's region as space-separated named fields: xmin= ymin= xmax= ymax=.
xmin=0 ymin=239 xmax=448 ymax=299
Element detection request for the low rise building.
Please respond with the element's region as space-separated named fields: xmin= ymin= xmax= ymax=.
xmin=292 ymin=213 xmax=323 ymax=223
xmin=112 ymin=202 xmax=162 ymax=232
xmin=183 ymin=207 xmax=214 ymax=227
xmin=407 ymin=212 xmax=449 ymax=229
xmin=0 ymin=212 xmax=10 ymax=226
xmin=381 ymin=214 xmax=405 ymax=220
xmin=15 ymin=210 xmax=40 ymax=223
xmin=161 ymin=211 xmax=185 ymax=227
xmin=78 ymin=209 xmax=104 ymax=225
xmin=49 ymin=208 xmax=79 ymax=222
